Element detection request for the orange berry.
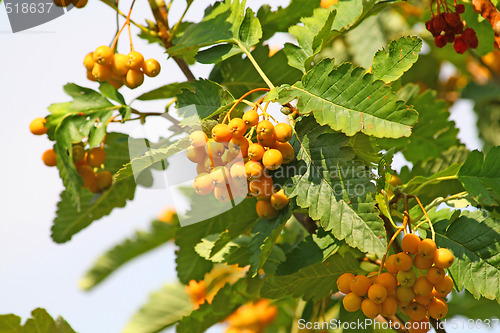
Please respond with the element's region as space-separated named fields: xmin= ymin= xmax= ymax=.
xmin=249 ymin=175 xmax=274 ymax=199
xmin=433 ymin=248 xmax=455 ymax=269
xmin=256 ymin=120 xmax=275 ymax=137
xmin=83 ymin=52 xmax=95 ymax=71
xmin=274 ymin=141 xmax=294 ymax=164
xmin=343 ymin=292 xmax=362 ymax=312
xmin=245 ymin=160 xmax=264 ymax=180
xmin=30 ymin=117 xmax=48 ymax=135
xmin=72 ymin=143 xmax=86 ymax=162
xmin=414 ymin=254 xmax=434 ymax=270
xmin=256 ymin=200 xmax=278 ymax=219
xmin=368 ymin=284 xmax=388 ymax=304
xmin=375 ymin=272 xmax=397 ymax=293
xmin=394 ymin=252 xmax=413 ymax=271
xmin=242 ymin=109 xmax=259 ymax=127
xmin=92 ymin=63 xmax=112 ymax=82
xmin=190 ymin=131 xmax=208 ymax=147
xmin=381 ymin=296 xmax=398 ymax=316
xmin=96 ymin=171 xmax=113 ymax=191
xmin=228 ymin=137 xmax=249 ymax=157
xmin=87 ymin=147 xmax=106 ymax=167
xmin=427 ymin=297 xmax=448 ymax=319
xmin=418 ymin=239 xmax=437 ymax=258
xmin=186 ymin=146 xmax=207 ymax=164
xmin=212 ymin=124 xmax=232 ymax=142
xmin=142 ymin=58 xmax=161 ymax=77
xmin=408 ymin=302 xmax=427 ymax=321
xmin=127 ymin=51 xmax=144 ymax=70
xmin=230 ymin=162 xmax=247 ymax=183
xmin=262 ymin=149 xmax=283 ymax=170
xmin=72 ymin=0 xmax=88 ymax=8
xmin=193 ymin=173 xmax=214 ymax=195
xmin=426 ymin=267 xmax=445 ymax=285
xmin=87 ymin=69 xmax=97 ymax=82
xmin=349 ymin=275 xmax=372 ymax=297
xmin=320 ymin=0 xmax=336 ymax=9
xmin=214 ymin=185 xmax=233 ymax=202
xmin=434 ymin=275 xmax=453 ymax=296
xmin=257 ymin=133 xmax=276 ymax=147
xmin=395 ymin=286 xmax=415 ymax=304
xmin=125 ymin=69 xmax=144 ymax=89
xmin=205 ymin=140 xmax=225 ymax=158
xmin=361 ymin=299 xmax=381 ymax=319
xmin=209 ymin=166 xmax=229 ymax=188
xmin=414 ymin=294 xmax=434 ymax=306
xmin=111 ymin=53 xmax=129 ymax=76
xmin=248 ymin=143 xmax=266 ymax=161
xmin=108 ymin=77 xmax=123 ymax=90
xmin=77 ymin=164 xmax=99 ymax=193
xmin=157 ymin=206 xmax=176 ymax=224
xmin=385 ymin=254 xmax=399 ymax=274
xmin=337 ymin=273 xmax=355 ymax=294
xmin=203 ymin=156 xmax=223 ymax=172
xmin=413 ymin=276 xmax=433 ymax=296
xmin=402 ymin=234 xmax=421 ymax=254
xmin=228 ymin=118 xmax=247 ymax=138
xmin=42 ymin=149 xmax=57 ymax=167
xmin=93 ymin=45 xmax=114 ymax=66
xmin=270 ymin=189 xmax=289 ymax=210
xmin=274 ymin=123 xmax=293 ymax=142
xmin=397 ymin=269 xmax=417 ymax=287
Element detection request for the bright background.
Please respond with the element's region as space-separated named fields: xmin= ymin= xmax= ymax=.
xmin=0 ymin=1 xmax=495 ymax=333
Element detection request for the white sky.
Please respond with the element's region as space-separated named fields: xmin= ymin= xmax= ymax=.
xmin=0 ymin=1 xmax=493 ymax=333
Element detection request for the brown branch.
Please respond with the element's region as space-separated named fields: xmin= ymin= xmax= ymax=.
xmin=293 ymin=213 xmax=317 ymax=234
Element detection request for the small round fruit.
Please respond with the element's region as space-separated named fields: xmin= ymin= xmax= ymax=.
xmin=262 ymin=149 xmax=283 ymax=170
xmin=256 ymin=200 xmax=278 ymax=219
xmin=230 ymin=162 xmax=247 ymax=183
xmin=125 ymin=69 xmax=144 ymax=89
xmin=270 ymin=189 xmax=289 ymax=210
xmin=414 ymin=254 xmax=434 ymax=270
xmin=361 ymin=299 xmax=381 ymax=319
xmin=433 ymin=248 xmax=455 ymax=269
xmin=408 ymin=302 xmax=427 ymax=321
xmin=274 ymin=142 xmax=294 ymax=164
xmin=92 ymin=63 xmax=112 ymax=82
xmin=96 ymin=171 xmax=113 ymax=190
xmin=427 ymin=298 xmax=448 ymax=319
xmin=77 ymin=165 xmax=100 ymax=193
xmin=249 ymin=175 xmax=273 ymax=199
xmin=368 ymin=284 xmax=388 ymax=304
xmin=42 ymin=149 xmax=57 ymax=167
xmin=245 ymin=160 xmax=264 ymax=180
xmin=257 ymin=133 xmax=276 ymax=147
xmin=93 ymin=46 xmax=114 ymax=66
xmin=349 ymin=275 xmax=372 ymax=297
xmin=256 ymin=120 xmax=275 ymax=137
xmin=127 ymin=51 xmax=144 ymax=70
xmin=381 ymin=296 xmax=398 ymax=316
xmin=190 ymin=131 xmax=208 ymax=147
xmin=203 ymin=156 xmax=223 ymax=172
xmin=205 ymin=140 xmax=225 ymax=158
xmin=72 ymin=0 xmax=88 ymax=8
xmin=385 ymin=254 xmax=399 ymax=274
xmin=434 ymin=275 xmax=453 ymax=296
xmin=228 ymin=118 xmax=247 ymax=138
xmin=413 ymin=276 xmax=433 ymax=296
xmin=418 ymin=239 xmax=437 ymax=258
xmin=209 ymin=166 xmax=228 ymax=188
xmin=343 ymin=292 xmax=362 ymax=312
xmin=87 ymin=70 xmax=97 ymax=82
xmin=108 ymin=77 xmax=123 ymax=90
xmin=214 ymin=185 xmax=232 ymax=202
xmin=394 ymin=252 xmax=413 ymax=271
xmin=337 ymin=273 xmax=355 ymax=294
xmin=397 ymin=269 xmax=417 ymax=288
xmin=426 ymin=267 xmax=445 ymax=285
xmin=212 ymin=124 xmax=232 ymax=142
xmin=87 ymin=147 xmax=106 ymax=167
xmin=248 ymin=143 xmax=265 ymax=161
xmin=72 ymin=143 xmax=86 ymax=162
xmin=83 ymin=52 xmax=95 ymax=71
xmin=143 ymin=58 xmax=161 ymax=77
xmin=402 ymin=234 xmax=421 ymax=254
xmin=274 ymin=123 xmax=292 ymax=142
xmin=243 ymin=109 xmax=259 ymax=127
xmin=388 ymin=174 xmax=402 ymax=186
xmin=229 ymin=137 xmax=249 ymax=157
xmin=30 ymin=117 xmax=48 ymax=135
xmin=375 ymin=272 xmax=397 ymax=293
xmin=186 ymin=146 xmax=207 ymax=164
xmin=111 ymin=53 xmax=129 ymax=76
xmin=193 ymin=173 xmax=214 ymax=195
xmin=414 ymin=294 xmax=434 ymax=306
xmin=395 ymin=286 xmax=416 ymax=304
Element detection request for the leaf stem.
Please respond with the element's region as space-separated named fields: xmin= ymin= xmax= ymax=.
xmin=234 ymin=39 xmax=275 ymax=90
xmin=409 ymin=175 xmax=458 ymax=196
xmin=410 ymin=196 xmax=435 ymax=240
xmin=100 ymin=0 xmax=153 ymax=35
xmin=170 ymin=1 xmax=192 ymax=38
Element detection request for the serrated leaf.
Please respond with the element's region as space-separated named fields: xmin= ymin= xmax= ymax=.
xmin=283 ymin=116 xmax=387 ymax=257
xmin=80 ymin=220 xmax=178 ymax=290
xmin=260 ymin=252 xmax=360 ymax=301
xmin=432 ymin=209 xmax=500 ymax=303
xmin=51 ymin=133 xmax=136 ymax=243
xmin=123 ymin=282 xmax=192 ymax=333
xmin=269 ymin=59 xmax=418 ymax=138
xmin=136 ymin=82 xmax=191 ymax=101
xmin=457 ymin=147 xmax=500 ymax=206
xmin=0 ymin=308 xmax=76 ymax=333
xmin=99 ymin=82 xmax=126 ymax=105
xmin=372 ymin=36 xmax=422 ymax=83
xmin=0 ymin=314 xmax=20 ymax=333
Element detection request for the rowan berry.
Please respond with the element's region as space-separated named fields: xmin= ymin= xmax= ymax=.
xmin=92 ymin=64 xmax=112 ymax=82
xmin=426 ymin=267 xmax=445 ymax=284
xmin=375 ymin=272 xmax=397 ymax=293
xmin=205 ymin=141 xmax=225 ymax=158
xmin=394 ymin=252 xmax=413 ymax=271
xmin=228 ymin=118 xmax=247 ymax=138
xmin=193 ymin=173 xmax=214 ymax=195
xmin=257 ymin=133 xmax=276 ymax=147
xmin=337 ymin=273 xmax=355 ymax=294
xmin=93 ymin=46 xmax=114 ymax=66
xmin=433 ymin=248 xmax=455 ymax=269
xmin=368 ymin=284 xmax=388 ymax=304
xmin=256 ymin=200 xmax=278 ymax=219
xmin=455 ymin=4 xmax=465 ymax=13
xmin=214 ymin=185 xmax=233 ymax=202
xmin=127 ymin=51 xmax=144 ymax=70
xmin=96 ymin=171 xmax=113 ymax=191
xmin=454 ymin=36 xmax=468 ymax=54
xmin=361 ymin=299 xmax=381 ymax=319
xmin=256 ymin=120 xmax=275 ymax=137
xmin=408 ymin=318 xmax=431 ymax=333
xmin=414 ymin=293 xmax=434 ymax=306
xmin=434 ymin=35 xmax=447 ymax=48
xmin=30 ymin=117 xmax=48 ymax=135
xmin=230 ymin=162 xmax=247 ymax=183
xmin=395 ymin=286 xmax=416 ymax=304
xmin=270 ymin=189 xmax=289 ymax=210
xmin=402 ymin=234 xmax=421 ymax=254
xmin=381 ymin=296 xmax=398 ymax=316
xmin=245 ymin=160 xmax=264 ymax=180
xmin=212 ymin=124 xmax=232 ymax=142
xmin=228 ymin=137 xmax=249 ymax=157
xmin=249 ymin=175 xmax=273 ymax=199
xmin=413 ymin=276 xmax=433 ymax=296
xmin=242 ymin=109 xmax=259 ymax=127
xmin=87 ymin=147 xmax=106 ymax=167
xmin=72 ymin=143 xmax=86 ymax=163
xmin=72 ymin=0 xmax=88 ymax=8
xmin=274 ymin=142 xmax=294 ymax=164
xmin=262 ymin=149 xmax=283 ymax=170
xmin=143 ymin=58 xmax=161 ymax=77
xmin=83 ymin=52 xmax=95 ymax=71
xmin=427 ymin=297 xmax=448 ymax=319
xmin=77 ymin=164 xmax=99 ymax=193
xmin=343 ymin=292 xmax=362 ymax=312
xmin=111 ymin=53 xmax=129 ymax=76
xmin=203 ymin=156 xmax=223 ymax=172
xmin=414 ymin=254 xmax=434 ymax=270
xmin=408 ymin=302 xmax=427 ymax=321
xmin=125 ymin=69 xmax=144 ymax=89
xmin=385 ymin=254 xmax=399 ymax=274
xmin=186 ymin=146 xmax=207 ymax=164
xmin=434 ymin=275 xmax=453 ymax=296
xmin=274 ymin=123 xmax=292 ymax=142
xmin=190 ymin=131 xmax=208 ymax=147
xmin=397 ymin=269 xmax=417 ymax=288
xmin=349 ymin=275 xmax=372 ymax=297
xmin=209 ymin=167 xmax=229 ymax=188
xmin=418 ymin=239 xmax=437 ymax=258
xmin=248 ymin=143 xmax=265 ymax=161
xmin=42 ymin=149 xmax=57 ymax=167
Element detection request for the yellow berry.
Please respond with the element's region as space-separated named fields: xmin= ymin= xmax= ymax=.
xmin=343 ymin=292 xmax=362 ymax=312
xmin=256 ymin=200 xmax=278 ymax=219
xmin=262 ymin=149 xmax=283 ymax=170
xmin=127 ymin=51 xmax=144 ymax=70
xmin=402 ymin=234 xmax=421 ymax=254
xmin=274 ymin=123 xmax=292 ymax=142
xmin=361 ymin=299 xmax=381 ymax=319
xmin=143 ymin=58 xmax=161 ymax=77
xmin=111 ymin=53 xmax=129 ymax=76
xmin=42 ymin=149 xmax=57 ymax=167
xmin=270 ymin=189 xmax=289 ymax=210
xmin=228 ymin=118 xmax=247 ymax=138
xmin=30 ymin=118 xmax=48 ymax=135
xmin=87 ymin=147 xmax=106 ymax=167
xmin=96 ymin=171 xmax=113 ymax=191
xmin=93 ymin=46 xmax=114 ymax=66
xmin=83 ymin=52 xmax=95 ymax=71
xmin=433 ymin=248 xmax=455 ymax=269
xmin=124 ymin=69 xmax=144 ymax=89
xmin=242 ymin=109 xmax=259 ymax=127
xmin=337 ymin=273 xmax=355 ymax=294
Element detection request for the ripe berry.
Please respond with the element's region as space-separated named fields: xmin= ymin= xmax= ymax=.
xmin=92 ymin=64 xmax=112 ymax=82
xmin=434 ymin=275 xmax=454 ymax=296
xmin=413 ymin=276 xmax=433 ymax=296
xmin=408 ymin=318 xmax=431 ymax=333
xmin=108 ymin=77 xmax=123 ymax=90
xmin=245 ymin=160 xmax=264 ymax=180
xmin=463 ymin=28 xmax=478 ymax=48
xmin=248 ymin=143 xmax=265 ymax=161
xmin=375 ymin=272 xmax=397 ymax=293
xmin=262 ymin=149 xmax=283 ymax=170
xmin=214 ymin=185 xmax=232 ymax=202
xmin=385 ymin=254 xmax=399 ymax=274
xmin=229 ymin=137 xmax=249 ymax=157
xmin=87 ymin=147 xmax=106 ymax=167
xmin=205 ymin=140 xmax=225 ymax=158
xmin=96 ymin=171 xmax=113 ymax=191
xmin=196 ymin=163 xmax=208 ymax=174
xmin=402 ymin=234 xmax=421 ymax=254
xmin=212 ymin=124 xmax=232 ymax=142
xmin=408 ymin=302 xmax=427 ymax=321
xmin=418 ymin=239 xmax=437 ymax=258
xmin=395 ymin=286 xmax=416 ymax=304
xmin=230 ymin=162 xmax=246 ymax=183
xmin=127 ymin=51 xmax=144 ymax=70
xmin=242 ymin=109 xmax=259 ymax=127
xmin=397 ymin=269 xmax=417 ymax=287
xmin=30 ymin=117 xmax=48 ymax=135
xmin=427 ymin=298 xmax=448 ymax=319
xmin=72 ymin=0 xmax=88 ymax=8
xmin=203 ymin=156 xmax=223 ymax=172
xmin=111 ymin=53 xmax=129 ymax=76
xmin=257 ymin=120 xmax=275 ymax=137
xmin=228 ymin=118 xmax=247 ymax=138
xmin=256 ymin=200 xmax=278 ymax=219
xmin=368 ymin=284 xmax=388 ymax=304
xmin=190 ymin=131 xmax=208 ymax=147
xmin=434 ymin=35 xmax=447 ymax=48
xmin=42 ymin=149 xmax=57 ymax=167
xmin=249 ymin=175 xmax=274 ymax=199
xmin=143 ymin=59 xmax=161 ymax=77
xmin=186 ymin=146 xmax=207 ymax=164
xmin=361 ymin=299 xmax=381 ymax=319
xmin=93 ymin=46 xmax=114 ymax=66
xmin=414 ymin=293 xmax=434 ymax=306
xmin=53 ymin=0 xmax=71 ymax=7
xmin=274 ymin=142 xmax=294 ymax=164
xmin=445 ymin=12 xmax=461 ymax=27
xmin=77 ymin=164 xmax=99 ymax=193
xmin=454 ymin=36 xmax=468 ymax=54
xmin=414 ymin=254 xmax=434 ymax=270
xmin=72 ymin=143 xmax=86 ymax=162
xmin=343 ymin=292 xmax=362 ymax=312
xmin=274 ymin=123 xmax=292 ymax=142
xmin=426 ymin=267 xmax=445 ymax=284
xmin=257 ymin=133 xmax=276 ymax=147
xmin=381 ymin=296 xmax=398 ymax=316
xmin=193 ymin=173 xmax=214 ymax=195
xmin=125 ymin=69 xmax=144 ymax=89
xmin=209 ymin=166 xmax=228 ymax=188
xmin=455 ymin=4 xmax=465 ymax=13
xmin=270 ymin=189 xmax=289 ymax=210
xmin=433 ymin=14 xmax=447 ymax=32
xmin=394 ymin=252 xmax=413 ymax=271
xmin=433 ymin=248 xmax=455 ymax=269
xmin=83 ymin=52 xmax=95 ymax=71
xmin=337 ymin=273 xmax=355 ymax=294
xmin=349 ymin=275 xmax=372 ymax=297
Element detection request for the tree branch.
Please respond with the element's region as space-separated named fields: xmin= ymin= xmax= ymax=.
xmin=293 ymin=213 xmax=318 ymax=234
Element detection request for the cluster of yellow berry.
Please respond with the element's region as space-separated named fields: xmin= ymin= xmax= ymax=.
xmin=337 ymin=235 xmax=454 ymax=332
xmin=84 ymin=46 xmax=161 ymax=89
xmin=30 ymin=117 xmax=113 ymax=194
xmin=225 ymin=299 xmax=278 ymax=333
xmin=53 ymin=0 xmax=87 ymax=8
xmin=187 ymin=110 xmax=295 ymax=219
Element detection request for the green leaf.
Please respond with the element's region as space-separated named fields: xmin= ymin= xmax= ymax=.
xmin=372 ymin=36 xmax=422 ymax=83
xmin=0 ymin=308 xmax=76 ymax=333
xmin=269 ymin=59 xmax=418 ymax=138
xmin=260 ymin=252 xmax=360 ymax=301
xmin=248 ymin=205 xmax=293 ymax=276
xmin=458 ymin=147 xmax=500 ymax=206
xmin=176 ymin=278 xmax=262 ymax=333
xmin=80 ymin=220 xmax=178 ymax=290
xmin=99 ymin=82 xmax=126 ymax=105
xmin=433 ymin=209 xmax=500 ymax=303
xmin=328 ymin=0 xmax=375 ymax=31
xmin=51 ymin=133 xmax=136 ymax=243
xmin=0 ymin=315 xmax=20 ymax=333
xmin=123 ymin=282 xmax=192 ymax=333
xmin=447 ymin=290 xmax=500 ymax=320
xmin=402 ymin=145 xmax=469 ymax=179
xmin=463 ymin=3 xmax=495 ymax=56
xmin=136 ymin=82 xmax=191 ymax=101
xmin=283 ymin=116 xmax=387 ymax=257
